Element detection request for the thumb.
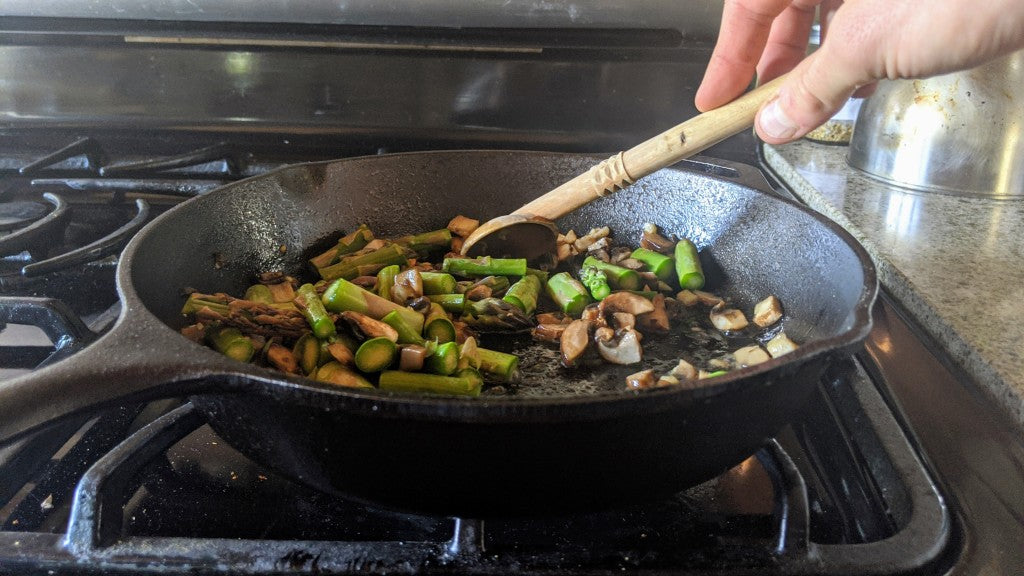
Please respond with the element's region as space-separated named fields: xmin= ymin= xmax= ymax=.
xmin=754 ymin=48 xmax=859 ymax=144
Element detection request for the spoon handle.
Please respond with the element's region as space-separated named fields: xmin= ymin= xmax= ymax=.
xmin=513 ymin=73 xmax=787 ymax=220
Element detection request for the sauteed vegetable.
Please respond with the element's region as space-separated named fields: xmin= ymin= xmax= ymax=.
xmin=180 ymin=217 xmax=798 ymax=396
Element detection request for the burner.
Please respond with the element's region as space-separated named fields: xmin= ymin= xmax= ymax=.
xmin=0 ymin=201 xmax=48 ymax=231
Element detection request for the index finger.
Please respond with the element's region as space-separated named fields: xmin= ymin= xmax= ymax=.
xmin=695 ymin=0 xmax=793 ymax=112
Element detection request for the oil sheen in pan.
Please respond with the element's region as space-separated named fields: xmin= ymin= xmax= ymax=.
xmin=480 ymin=306 xmax=762 ymax=398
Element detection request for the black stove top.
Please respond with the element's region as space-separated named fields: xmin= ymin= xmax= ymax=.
xmin=1 ymin=19 xmax=1022 ymax=575
xmin=0 ymin=131 xmax=954 ymax=575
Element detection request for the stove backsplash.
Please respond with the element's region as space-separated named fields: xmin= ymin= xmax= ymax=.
xmin=0 ymin=12 xmax=719 ymax=155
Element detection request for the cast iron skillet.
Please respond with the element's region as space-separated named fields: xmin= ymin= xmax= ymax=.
xmin=0 ymin=151 xmax=876 ymax=516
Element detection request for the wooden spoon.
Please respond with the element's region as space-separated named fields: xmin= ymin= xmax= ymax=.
xmin=460 ymin=74 xmax=787 ymax=260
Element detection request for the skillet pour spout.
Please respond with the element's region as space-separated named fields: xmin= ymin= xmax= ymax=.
xmin=0 ymin=151 xmax=876 ymax=516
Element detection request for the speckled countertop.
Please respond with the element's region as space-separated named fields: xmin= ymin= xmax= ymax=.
xmin=763 ymin=140 xmax=1024 ymax=427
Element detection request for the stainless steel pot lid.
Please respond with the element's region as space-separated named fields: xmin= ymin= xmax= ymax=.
xmin=847 ymin=51 xmax=1024 ymax=198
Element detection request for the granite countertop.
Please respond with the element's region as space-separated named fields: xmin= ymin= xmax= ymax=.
xmin=763 ymin=140 xmax=1024 ymax=427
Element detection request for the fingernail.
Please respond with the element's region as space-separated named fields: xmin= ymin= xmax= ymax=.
xmin=759 ymin=99 xmax=799 ymax=140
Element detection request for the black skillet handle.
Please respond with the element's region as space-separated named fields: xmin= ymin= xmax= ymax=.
xmin=675 ymin=155 xmax=777 ymax=195
xmin=0 ymin=297 xmax=235 ymax=447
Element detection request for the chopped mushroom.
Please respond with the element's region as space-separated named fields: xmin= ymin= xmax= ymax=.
xmin=596 ymin=328 xmax=643 ymax=365
xmin=536 ymin=312 xmax=570 ymax=325
xmin=599 ymin=292 xmax=655 ymax=316
xmin=669 ymin=359 xmax=698 ymax=382
xmin=734 ymin=345 xmax=771 ymax=367
xmin=636 ymin=293 xmax=670 ymax=333
xmin=611 ymin=312 xmax=636 ymax=331
xmin=533 ymin=323 xmax=568 ymax=342
xmin=325 ymin=341 xmax=354 ymax=365
xmin=560 ymin=319 xmax=591 ymax=366
xmin=753 ymin=295 xmax=784 ymax=327
xmin=766 ymin=332 xmax=799 ymax=358
xmin=709 ymin=301 xmax=749 ymax=332
xmin=675 ymin=289 xmax=700 ymax=307
xmin=399 ymin=345 xmax=429 ymax=371
xmin=266 ymin=343 xmax=299 ymax=373
xmin=626 ymin=368 xmax=658 ymax=389
xmin=640 ymin=223 xmax=675 ymax=253
xmin=340 ymin=311 xmax=399 ymax=342
xmin=447 ymin=215 xmax=480 ymax=238
xmin=573 ymin=226 xmax=611 ymax=253
xmin=693 ymin=290 xmax=724 ymax=307
xmin=391 ymin=269 xmax=423 ymax=303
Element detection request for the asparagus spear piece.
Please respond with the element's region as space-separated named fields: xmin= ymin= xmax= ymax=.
xmin=292 ymin=332 xmax=320 ymax=375
xmin=295 ymin=283 xmax=336 ymax=339
xmin=674 ymin=238 xmax=705 ymax=290
xmin=630 ymin=247 xmax=676 ymax=282
xmin=378 ymin=370 xmax=482 ymax=397
xmin=182 ymin=293 xmax=230 ymax=316
xmin=315 ymin=361 xmax=374 ymax=389
xmin=578 ymin=266 xmax=611 ymax=301
xmin=206 ymin=326 xmax=254 ymax=363
xmin=503 ymin=274 xmax=542 ymax=315
xmin=420 ymin=271 xmax=458 ymax=295
xmin=354 ymin=337 xmax=397 ymax=372
xmin=545 ymin=272 xmax=592 ymax=317
xmin=244 ymin=284 xmax=275 ymax=304
xmin=376 ymin=264 xmax=399 ymax=300
xmin=581 ymin=256 xmax=641 ymax=290
xmin=461 ymin=297 xmax=535 ymax=331
xmin=476 ymin=347 xmax=519 ymax=382
xmin=381 ymin=309 xmax=426 ymax=345
xmin=322 ymin=278 xmax=425 ymax=334
xmin=424 ymin=341 xmax=460 ymax=375
xmin=309 ymin=224 xmax=374 ymax=269
xmin=442 ymin=256 xmax=527 ymax=278
xmin=424 ymin=303 xmax=456 ymax=343
xmin=394 ymin=228 xmax=452 ymax=255
xmin=427 ymin=293 xmax=465 ymax=315
xmin=318 ymin=244 xmax=410 ymax=282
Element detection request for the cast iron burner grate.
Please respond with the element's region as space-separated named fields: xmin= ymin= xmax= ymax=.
xmin=0 ymin=299 xmax=952 ymax=575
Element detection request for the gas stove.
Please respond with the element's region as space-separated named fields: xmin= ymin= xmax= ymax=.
xmin=0 ymin=6 xmax=1021 ymax=576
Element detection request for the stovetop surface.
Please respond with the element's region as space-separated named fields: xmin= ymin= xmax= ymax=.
xmin=0 ymin=19 xmax=1021 ymax=575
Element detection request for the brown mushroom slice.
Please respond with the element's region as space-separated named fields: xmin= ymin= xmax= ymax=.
xmin=399 ymin=345 xmax=430 ymax=371
xmin=669 ymin=359 xmax=698 ymax=382
xmin=325 ymin=341 xmax=355 ymax=365
xmin=693 ymin=290 xmax=724 ymax=307
xmin=447 ymin=214 xmax=480 ymax=238
xmin=626 ymin=368 xmax=658 ymax=390
xmin=709 ymin=302 xmax=749 ymax=332
xmin=572 ymin=226 xmax=611 ymax=253
xmin=656 ymin=374 xmax=680 ymax=387
xmin=753 ymin=295 xmax=784 ymax=327
xmin=463 ymin=283 xmax=492 ymax=301
xmin=560 ymin=319 xmax=591 ymax=366
xmin=636 ymin=293 xmax=670 ymax=334
xmin=266 ymin=281 xmax=296 ymax=303
xmin=611 ymin=312 xmax=636 ymax=331
xmin=533 ymin=323 xmax=568 ymax=342
xmin=535 ymin=312 xmax=570 ymax=325
xmin=340 ymin=311 xmax=400 ymax=342
xmin=734 ymin=345 xmax=771 ymax=367
xmin=391 ymin=269 xmax=424 ymax=304
xmin=675 ymin=289 xmax=700 ymax=307
xmin=266 ymin=342 xmax=300 ymax=373
xmin=640 ymin=222 xmax=675 ymax=253
xmin=596 ymin=328 xmax=643 ymax=365
xmin=766 ymin=332 xmax=799 ymax=358
xmin=708 ymin=355 xmax=735 ymax=371
xmin=599 ymin=291 xmax=655 ymax=316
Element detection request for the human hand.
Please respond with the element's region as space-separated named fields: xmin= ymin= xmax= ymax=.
xmin=695 ymin=0 xmax=1024 ymax=144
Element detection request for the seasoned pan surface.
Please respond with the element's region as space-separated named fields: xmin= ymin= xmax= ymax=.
xmin=0 ymin=151 xmax=877 ymax=515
